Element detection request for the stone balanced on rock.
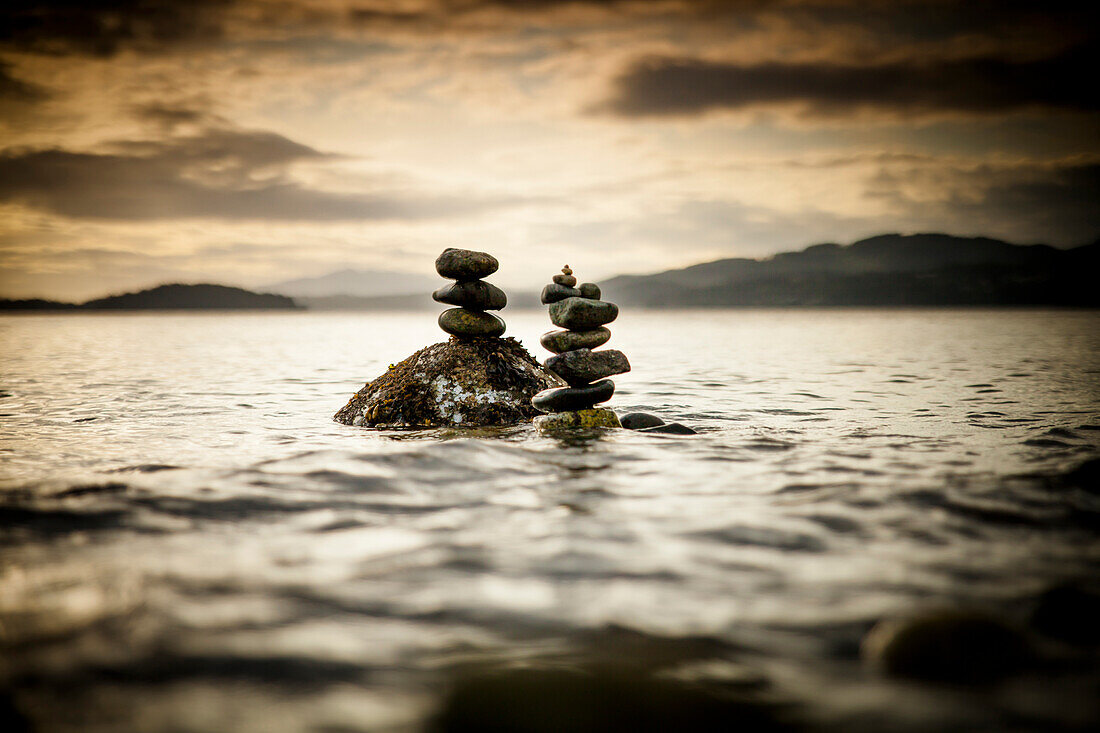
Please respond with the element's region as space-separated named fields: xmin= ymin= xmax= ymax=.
xmin=434 ymin=248 xmax=507 ymax=338
xmin=532 ymin=266 xmax=629 ymax=429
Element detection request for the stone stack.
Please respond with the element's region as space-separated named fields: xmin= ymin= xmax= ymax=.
xmin=532 ymin=266 xmax=629 ymax=429
xmin=433 ymin=248 xmax=507 ymax=338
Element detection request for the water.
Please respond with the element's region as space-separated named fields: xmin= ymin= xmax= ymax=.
xmin=2 ymin=309 xmax=1099 ymax=731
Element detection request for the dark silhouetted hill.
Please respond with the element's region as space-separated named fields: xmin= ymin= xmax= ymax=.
xmin=1 ymin=284 xmax=301 ymax=311
xmin=601 ymin=234 xmax=1100 ymax=307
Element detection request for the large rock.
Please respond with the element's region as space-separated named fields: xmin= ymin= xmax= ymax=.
xmin=549 ymin=297 xmax=619 ymax=330
xmin=545 ymin=348 xmax=630 ymax=386
xmin=435 ymin=248 xmax=499 ymax=280
xmin=334 ymin=338 xmax=563 ymax=427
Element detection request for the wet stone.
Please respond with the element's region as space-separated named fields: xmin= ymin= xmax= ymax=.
xmin=578 ymin=282 xmax=601 ymax=299
xmin=541 ymin=283 xmax=581 ymax=305
xmin=540 ymin=327 xmax=611 ymax=354
xmin=433 ymin=280 xmax=507 ymax=310
xmin=545 ymin=348 xmax=630 ymax=387
xmin=435 ymin=248 xmax=499 ymax=280
xmin=532 ymin=379 xmax=615 ymax=412
xmin=553 ymin=273 xmax=578 ymax=287
xmin=439 ymin=308 xmax=506 ymax=337
xmin=620 ymin=412 xmax=665 ymax=430
xmin=534 ymin=408 xmax=622 ymax=430
xmin=639 ymin=422 xmax=697 ymax=435
xmin=549 ymin=297 xmax=619 ymax=330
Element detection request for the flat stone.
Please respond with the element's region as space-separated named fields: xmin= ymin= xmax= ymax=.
xmin=539 ymin=327 xmax=611 ymax=354
xmin=532 ymin=379 xmax=614 ymax=412
xmin=549 ymin=297 xmax=619 ymax=330
xmin=541 ymin=283 xmax=581 ymax=304
xmin=620 ymin=412 xmax=665 ymax=430
xmin=639 ymin=422 xmax=697 ymax=435
xmin=578 ymin=282 xmax=601 ymax=299
xmin=553 ymin=273 xmax=578 ymax=287
xmin=545 ymin=348 xmax=629 ymax=386
xmin=433 ymin=280 xmax=507 ymax=310
xmin=534 ymin=408 xmax=621 ymax=430
xmin=435 ymin=248 xmax=499 ymax=280
xmin=439 ymin=308 xmax=506 ymax=337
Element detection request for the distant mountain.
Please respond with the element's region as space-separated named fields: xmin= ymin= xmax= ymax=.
xmin=1 ymin=284 xmax=300 ymax=311
xmin=601 ymin=234 xmax=1100 ymax=307
xmin=265 ymin=268 xmax=439 ymax=298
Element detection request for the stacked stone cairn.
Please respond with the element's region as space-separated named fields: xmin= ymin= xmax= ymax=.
xmin=531 ymin=266 xmax=629 ymax=429
xmin=433 ymin=248 xmax=507 ymax=338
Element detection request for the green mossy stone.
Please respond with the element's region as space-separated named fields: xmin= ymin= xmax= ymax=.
xmin=439 ymin=308 xmax=506 ymax=337
xmin=539 ymin=327 xmax=611 ymax=354
xmin=534 ymin=408 xmax=622 ymax=431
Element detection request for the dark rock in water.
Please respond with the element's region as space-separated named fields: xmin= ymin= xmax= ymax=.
xmin=532 ymin=379 xmax=615 ymax=412
xmin=439 ymin=308 xmax=506 ymax=337
xmin=620 ymin=412 xmax=666 ymax=430
xmin=433 ymin=280 xmax=507 ymax=310
xmin=435 ymin=248 xmax=499 ymax=280
xmin=431 ymin=666 xmax=794 ymax=733
xmin=541 ymin=283 xmax=581 ymax=304
xmin=862 ymin=609 xmax=1035 ymax=685
xmin=639 ymin=422 xmax=696 ymax=435
xmin=545 ymin=348 xmax=630 ymax=386
xmin=534 ymin=408 xmax=621 ymax=430
xmin=539 ymin=327 xmax=611 ymax=354
xmin=578 ymin=282 xmax=601 ymax=299
xmin=553 ymin=273 xmax=578 ymax=287
xmin=334 ymin=338 xmax=563 ymax=427
xmin=549 ymin=297 xmax=619 ymax=330
xmin=1029 ymin=583 xmax=1100 ymax=647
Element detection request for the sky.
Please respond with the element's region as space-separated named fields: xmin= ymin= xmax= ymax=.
xmin=1 ymin=0 xmax=1097 ymax=300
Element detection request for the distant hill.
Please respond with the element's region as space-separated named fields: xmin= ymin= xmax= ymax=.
xmin=265 ymin=268 xmax=439 ymax=298
xmin=601 ymin=234 xmax=1100 ymax=307
xmin=1 ymin=284 xmax=301 ymax=311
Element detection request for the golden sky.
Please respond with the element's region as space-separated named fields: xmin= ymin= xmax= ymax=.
xmin=1 ymin=0 xmax=1097 ymax=299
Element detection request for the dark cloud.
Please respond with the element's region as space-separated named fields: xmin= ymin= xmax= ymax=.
xmin=598 ymin=41 xmax=1100 ymax=118
xmin=0 ymin=128 xmax=515 ymax=221
xmin=0 ymin=61 xmax=47 ymax=100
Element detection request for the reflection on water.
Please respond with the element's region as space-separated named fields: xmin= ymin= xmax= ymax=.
xmin=1 ymin=309 xmax=1099 ymax=731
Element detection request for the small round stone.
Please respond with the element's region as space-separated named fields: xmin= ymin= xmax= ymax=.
xmin=578 ymin=282 xmax=601 ymax=299
xmin=433 ymin=280 xmax=507 ymax=310
xmin=532 ymin=379 xmax=615 ymax=413
xmin=620 ymin=412 xmax=665 ymax=430
xmin=545 ymin=348 xmax=630 ymax=387
xmin=553 ymin=273 xmax=578 ymax=287
xmin=541 ymin=283 xmax=581 ymax=304
xmin=539 ymin=327 xmax=611 ymax=354
xmin=435 ymin=248 xmax=499 ymax=280
xmin=549 ymin=297 xmax=619 ymax=330
xmin=639 ymin=422 xmax=697 ymax=435
xmin=561 ymin=265 xmax=572 ymax=275
xmin=534 ymin=408 xmax=621 ymax=430
xmin=438 ymin=308 xmax=505 ymax=337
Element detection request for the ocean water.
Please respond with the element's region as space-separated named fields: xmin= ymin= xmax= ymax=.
xmin=2 ymin=309 xmax=1099 ymax=731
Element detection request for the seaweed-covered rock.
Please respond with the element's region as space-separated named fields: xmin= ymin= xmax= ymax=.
xmin=334 ymin=337 xmax=563 ymax=428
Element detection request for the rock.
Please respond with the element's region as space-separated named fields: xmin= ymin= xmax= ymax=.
xmin=532 ymin=379 xmax=615 ymax=412
xmin=1028 ymin=583 xmax=1100 ymax=647
xmin=541 ymin=283 xmax=581 ymax=304
xmin=549 ymin=297 xmax=619 ymax=330
xmin=439 ymin=308 xmax=506 ymax=337
xmin=334 ymin=337 xmax=563 ymax=427
xmin=539 ymin=327 xmax=611 ymax=354
xmin=620 ymin=412 xmax=665 ymax=430
xmin=435 ymin=248 xmax=499 ymax=280
xmin=534 ymin=408 xmax=622 ymax=430
xmin=433 ymin=280 xmax=507 ymax=310
xmin=639 ymin=422 xmax=696 ymax=435
xmin=578 ymin=282 xmax=601 ymax=299
xmin=545 ymin=348 xmax=630 ymax=386
xmin=553 ymin=273 xmax=578 ymax=287
xmin=862 ymin=609 xmax=1035 ymax=685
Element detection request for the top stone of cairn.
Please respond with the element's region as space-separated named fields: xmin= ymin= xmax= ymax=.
xmin=436 ymin=248 xmax=499 ymax=281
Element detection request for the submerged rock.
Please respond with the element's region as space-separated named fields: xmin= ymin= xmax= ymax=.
xmin=620 ymin=412 xmax=665 ymax=430
xmin=334 ymin=337 xmax=563 ymax=428
xmin=534 ymin=408 xmax=622 ymax=430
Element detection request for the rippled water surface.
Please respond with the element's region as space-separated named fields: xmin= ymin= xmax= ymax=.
xmin=2 ymin=309 xmax=1099 ymax=731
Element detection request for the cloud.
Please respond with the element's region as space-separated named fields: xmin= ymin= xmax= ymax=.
xmin=0 ymin=61 xmax=47 ymax=101
xmin=597 ymin=42 xmax=1100 ymax=118
xmin=0 ymin=127 xmax=518 ymax=221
